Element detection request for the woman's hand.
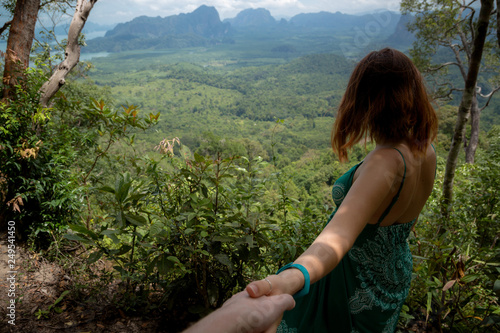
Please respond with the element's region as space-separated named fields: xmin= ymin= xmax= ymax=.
xmin=246 ymin=269 xmax=305 ymax=298
xmin=244 ymin=270 xmax=305 ymax=332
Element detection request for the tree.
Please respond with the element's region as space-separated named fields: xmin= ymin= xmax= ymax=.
xmin=2 ymin=0 xmax=41 ymax=99
xmin=1 ymin=0 xmax=97 ymax=103
xmin=39 ymin=0 xmax=98 ymax=106
xmin=402 ymin=0 xmax=500 ymax=164
xmin=0 ymin=0 xmax=99 ymax=235
xmin=401 ymin=0 xmax=498 ymax=210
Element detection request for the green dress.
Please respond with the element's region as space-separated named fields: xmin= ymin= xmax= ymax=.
xmin=278 ymin=149 xmax=414 ymax=333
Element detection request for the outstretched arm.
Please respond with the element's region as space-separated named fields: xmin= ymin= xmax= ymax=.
xmin=247 ymin=149 xmax=402 ymax=298
xmin=183 ymin=291 xmax=295 ymax=333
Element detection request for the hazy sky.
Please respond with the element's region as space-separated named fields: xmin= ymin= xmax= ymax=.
xmin=90 ymin=0 xmax=401 ymax=25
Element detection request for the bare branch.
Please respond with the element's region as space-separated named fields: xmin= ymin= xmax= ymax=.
xmin=39 ymin=0 xmax=98 ymax=107
xmin=426 ymin=61 xmax=460 ymax=72
xmin=0 ymin=20 xmax=12 ymax=37
xmin=40 ymin=0 xmax=72 ymax=7
xmin=467 ymin=4 xmax=476 ymax=42
xmin=478 ymin=85 xmax=500 ymax=111
xmin=450 ymin=43 xmax=468 ymax=80
xmin=435 ymin=85 xmax=464 ymax=101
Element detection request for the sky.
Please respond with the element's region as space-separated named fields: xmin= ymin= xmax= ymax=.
xmin=89 ymin=0 xmax=401 ymax=25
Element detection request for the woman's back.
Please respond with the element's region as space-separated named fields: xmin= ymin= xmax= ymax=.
xmin=353 ymin=142 xmax=436 ymax=227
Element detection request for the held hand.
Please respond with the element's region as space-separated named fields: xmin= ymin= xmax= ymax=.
xmin=184 ymin=291 xmax=295 ymax=333
xmin=246 ymin=276 xmax=282 ymax=298
xmin=245 ymin=271 xmax=305 ymax=332
xmin=223 ymin=291 xmax=295 ymax=332
xmin=246 ymin=269 xmax=305 ymax=298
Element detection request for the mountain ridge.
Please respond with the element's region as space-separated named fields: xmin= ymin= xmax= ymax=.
xmin=83 ymin=6 xmax=410 ymax=54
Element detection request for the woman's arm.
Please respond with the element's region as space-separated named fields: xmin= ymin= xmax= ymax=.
xmin=247 ymin=148 xmax=403 ymax=297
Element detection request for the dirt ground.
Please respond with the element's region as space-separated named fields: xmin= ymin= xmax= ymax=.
xmin=0 ymin=232 xmax=172 ymax=333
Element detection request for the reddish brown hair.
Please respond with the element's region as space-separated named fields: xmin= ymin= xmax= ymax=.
xmin=331 ymin=48 xmax=438 ymax=161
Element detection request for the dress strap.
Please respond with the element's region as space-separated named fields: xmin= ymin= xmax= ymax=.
xmin=376 ymin=148 xmax=406 ymax=227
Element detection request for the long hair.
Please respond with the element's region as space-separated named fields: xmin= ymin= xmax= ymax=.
xmin=331 ymin=48 xmax=438 ymax=162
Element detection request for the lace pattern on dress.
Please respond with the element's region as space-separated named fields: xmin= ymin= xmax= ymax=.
xmin=277 ymin=320 xmax=298 ymax=333
xmin=347 ymin=224 xmax=413 ymax=330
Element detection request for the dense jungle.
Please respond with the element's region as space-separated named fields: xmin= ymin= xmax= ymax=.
xmin=0 ymin=1 xmax=499 ymax=332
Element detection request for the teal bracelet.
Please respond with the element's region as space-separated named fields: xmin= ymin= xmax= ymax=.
xmin=277 ymin=262 xmax=310 ymax=298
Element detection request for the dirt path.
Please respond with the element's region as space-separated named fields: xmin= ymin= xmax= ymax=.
xmin=0 ymin=232 xmax=164 ymax=332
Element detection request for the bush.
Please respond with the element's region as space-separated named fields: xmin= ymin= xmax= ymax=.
xmin=0 ymin=67 xmax=157 ymax=247
xmin=66 ymin=139 xmax=324 ymax=329
xmin=401 ymin=130 xmax=500 ymax=332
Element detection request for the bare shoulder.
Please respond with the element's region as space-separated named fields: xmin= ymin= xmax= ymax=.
xmin=361 ymin=148 xmax=403 ymax=173
xmin=353 ymin=148 xmax=404 ymax=187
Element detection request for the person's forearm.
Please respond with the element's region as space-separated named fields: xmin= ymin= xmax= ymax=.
xmin=278 ymin=232 xmax=346 ymax=294
xmin=183 ymin=308 xmax=234 ymax=333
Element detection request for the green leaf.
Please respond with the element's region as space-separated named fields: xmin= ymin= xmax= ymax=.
xmin=149 ymin=221 xmax=165 ymax=236
xmin=412 ymin=255 xmax=429 ymax=260
xmin=52 ymin=290 xmax=70 ymax=307
xmin=212 ymin=236 xmax=234 ymax=242
xmin=180 ymin=145 xmax=192 ymax=160
xmin=125 ymin=213 xmax=147 ymax=226
xmin=215 ymin=253 xmax=233 ymax=273
xmin=116 ymin=244 xmax=132 ymax=256
xmin=99 ymin=185 xmax=115 ymax=194
xmin=156 ymin=255 xmax=173 ymax=275
xmin=100 ymin=229 xmax=120 ymax=244
xmin=69 ymin=224 xmax=99 ymax=240
xmin=461 ymin=274 xmax=480 ymax=284
xmin=115 ymin=211 xmax=125 ymax=228
xmin=167 ymin=256 xmax=181 ymax=264
xmin=88 ymin=251 xmax=103 ymax=264
xmin=115 ymin=173 xmax=132 ymax=203
xmin=493 ymin=279 xmax=500 ymax=297
xmin=194 ymin=152 xmax=204 ymax=163
xmin=426 ymin=291 xmax=432 ymax=317
xmin=186 ymin=212 xmax=197 ymax=222
xmin=64 ymin=233 xmax=88 ymax=242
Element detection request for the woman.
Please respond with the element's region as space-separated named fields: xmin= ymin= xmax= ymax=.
xmin=246 ymin=48 xmax=438 ymax=332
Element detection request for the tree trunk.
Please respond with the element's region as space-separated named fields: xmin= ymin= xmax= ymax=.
xmin=497 ymin=0 xmax=500 ymax=47
xmin=465 ymin=92 xmax=480 ymax=163
xmin=39 ymin=0 xmax=98 ymax=107
xmin=2 ymin=0 xmax=41 ymax=99
xmin=442 ymin=0 xmax=494 ymax=213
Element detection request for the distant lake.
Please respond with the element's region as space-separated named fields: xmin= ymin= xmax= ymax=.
xmin=80 ymin=51 xmax=110 ymax=61
xmin=0 ymin=30 xmax=110 ymax=64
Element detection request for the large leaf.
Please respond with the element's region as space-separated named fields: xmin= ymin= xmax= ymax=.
xmin=99 ymin=185 xmax=115 ymax=194
xmin=100 ymin=229 xmax=120 ymax=244
xmin=149 ymin=221 xmax=165 ymax=236
xmin=116 ymin=244 xmax=132 ymax=256
xmin=115 ymin=173 xmax=132 ymax=203
xmin=125 ymin=213 xmax=147 ymax=226
xmin=64 ymin=233 xmax=88 ymax=242
xmin=493 ymin=279 xmax=500 ymax=297
xmin=215 ymin=253 xmax=233 ymax=274
xmin=69 ymin=224 xmax=99 ymax=241
xmin=87 ymin=251 xmax=103 ymax=264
